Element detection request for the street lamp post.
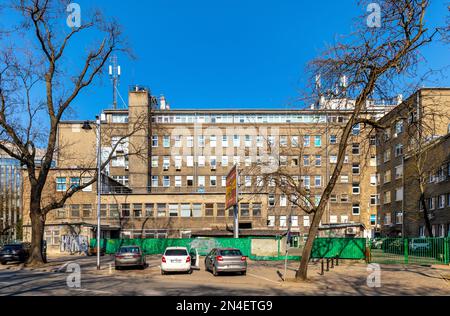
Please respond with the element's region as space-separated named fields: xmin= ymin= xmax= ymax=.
xmin=82 ymin=116 xmax=102 ymax=270
xmin=95 ymin=115 xmax=101 ymax=270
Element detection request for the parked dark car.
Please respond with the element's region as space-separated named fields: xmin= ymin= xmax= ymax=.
xmin=0 ymin=243 xmax=31 ymax=265
xmin=114 ymin=245 xmax=146 ymax=269
xmin=205 ymin=248 xmax=247 ymax=276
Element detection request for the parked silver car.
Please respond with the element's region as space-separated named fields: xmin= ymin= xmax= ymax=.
xmin=115 ymin=245 xmax=146 ymax=270
xmin=205 ymin=248 xmax=247 ymax=276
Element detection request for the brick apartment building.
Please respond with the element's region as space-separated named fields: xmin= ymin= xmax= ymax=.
xmin=376 ymin=88 xmax=450 ymax=237
xmin=20 ymin=86 xmax=450 ymax=252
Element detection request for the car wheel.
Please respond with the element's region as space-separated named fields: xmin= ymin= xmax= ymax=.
xmin=188 ymin=269 xmax=193 ymax=274
xmin=213 ymin=265 xmax=219 ymax=276
xmin=0 ymin=261 xmax=6 ymax=265
xmin=115 ymin=266 xmax=121 ymax=270
xmin=241 ymin=271 xmax=247 ymax=276
xmin=161 ymin=269 xmax=166 ymax=275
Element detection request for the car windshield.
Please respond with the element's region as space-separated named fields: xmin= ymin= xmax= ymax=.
xmin=119 ymin=247 xmax=140 ymax=253
xmin=165 ymin=249 xmax=188 ymax=256
xmin=219 ymin=249 xmax=242 ymax=256
xmin=2 ymin=245 xmax=22 ymax=251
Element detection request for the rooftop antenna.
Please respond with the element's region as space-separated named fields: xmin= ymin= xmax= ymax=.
xmin=109 ymin=55 xmax=121 ymax=109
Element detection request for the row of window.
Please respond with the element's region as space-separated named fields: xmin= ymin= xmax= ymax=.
xmin=428 ymin=162 xmax=450 ymax=183
xmin=382 ymin=187 xmax=404 ymax=204
xmin=418 ymin=224 xmax=450 ymax=238
xmin=151 ymin=135 xmax=327 ymax=148
xmin=421 ymin=193 xmax=450 ymax=210
xmin=56 ymin=203 xmax=264 ymax=219
xmin=56 ymin=177 xmax=93 ymax=192
xmin=151 ymin=153 xmax=362 ymax=169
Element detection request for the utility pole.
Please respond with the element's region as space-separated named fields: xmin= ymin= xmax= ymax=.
xmin=109 ymin=55 xmax=121 ymax=109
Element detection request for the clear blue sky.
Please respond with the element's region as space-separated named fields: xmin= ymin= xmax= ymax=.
xmin=17 ymin=0 xmax=450 ymax=118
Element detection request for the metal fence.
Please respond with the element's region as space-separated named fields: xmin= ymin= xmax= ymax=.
xmin=368 ymin=238 xmax=450 ymax=265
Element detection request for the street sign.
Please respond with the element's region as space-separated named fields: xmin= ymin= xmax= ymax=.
xmin=225 ymin=165 xmax=238 ymax=210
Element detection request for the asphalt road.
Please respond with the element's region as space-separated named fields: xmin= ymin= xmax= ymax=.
xmin=0 ymin=255 xmax=448 ymax=296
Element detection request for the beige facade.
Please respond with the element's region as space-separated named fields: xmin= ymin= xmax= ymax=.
xmin=376 ymin=88 xmax=450 ymax=237
xmin=29 ymin=86 xmax=447 ymax=252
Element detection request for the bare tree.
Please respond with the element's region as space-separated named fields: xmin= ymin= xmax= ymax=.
xmin=0 ymin=0 xmax=143 ymax=265
xmin=243 ymin=0 xmax=438 ymax=281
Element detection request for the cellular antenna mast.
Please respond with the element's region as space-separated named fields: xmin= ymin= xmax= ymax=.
xmin=109 ymin=55 xmax=121 ymax=109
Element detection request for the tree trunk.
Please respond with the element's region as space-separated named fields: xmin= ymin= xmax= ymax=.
xmin=296 ymin=211 xmax=321 ymax=280
xmin=420 ymin=193 xmax=433 ymax=237
xmin=27 ymin=199 xmax=46 ymax=266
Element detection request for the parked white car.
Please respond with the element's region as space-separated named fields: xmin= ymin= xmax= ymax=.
xmin=161 ymin=247 xmax=192 ymax=274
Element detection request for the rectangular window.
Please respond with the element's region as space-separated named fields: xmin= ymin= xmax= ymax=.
xmin=210 ymin=176 xmax=217 ymax=187
xmin=395 ymin=187 xmax=404 ymax=201
xmin=330 ymin=155 xmax=337 ymax=164
xmin=169 ymin=204 xmax=179 ymax=217
xmin=280 ymin=216 xmax=287 ymax=228
xmin=330 ymin=135 xmax=337 ymax=144
xmin=163 ymin=135 xmax=170 ymax=148
xmin=133 ymin=204 xmax=142 ymax=218
xmin=163 ymin=176 xmax=170 ymax=187
xmin=233 ymin=135 xmax=240 ymax=147
xmin=175 ymin=176 xmax=182 ymax=187
xmin=314 ymin=135 xmax=322 ymax=147
xmin=384 ymin=150 xmax=391 ymax=162
xmin=395 ymin=165 xmax=403 ymax=179
xmin=330 ymin=215 xmax=338 ymax=224
xmin=198 ymin=136 xmax=205 ymax=147
xmin=109 ymin=204 xmax=119 ymax=218
xmin=240 ymin=203 xmax=250 ymax=217
xmin=352 ymin=183 xmax=360 ymax=195
xmin=145 ymin=204 xmax=154 ymax=217
xmin=69 ymin=177 xmax=80 ymax=189
xmin=210 ymin=135 xmax=217 ymax=148
xmin=151 ymin=176 xmax=158 ymax=187
xmin=341 ymin=194 xmax=349 ymax=203
xmin=205 ymin=203 xmax=214 ymax=217
xmin=222 ymin=135 xmax=228 ymax=147
xmin=314 ymin=176 xmax=322 ymax=187
xmin=174 ymin=135 xmax=182 ymax=148
xmin=121 ymin=204 xmax=130 ymax=217
xmin=303 ymin=155 xmax=310 ymax=166
xmin=245 ymin=176 xmax=252 ymax=187
xmin=187 ymin=136 xmax=194 ymax=148
xmin=352 ymin=143 xmax=360 ymax=155
xmin=370 ymin=174 xmax=378 ymax=186
xmin=315 ymin=155 xmax=321 ymax=166
xmin=438 ymin=195 xmax=445 ymax=209
xmin=192 ymin=204 xmax=202 ymax=217
xmin=56 ymin=177 xmax=66 ymax=192
xmin=163 ymin=156 xmax=170 ymax=169
xmin=352 ymin=163 xmax=360 ymax=175
xmin=151 ymin=156 xmax=159 ymax=168
xmin=157 ymin=204 xmax=167 ymax=217
xmin=395 ymin=144 xmax=403 ymax=157
xmin=370 ymin=194 xmax=380 ymax=205
xmin=82 ymin=204 xmax=91 ymax=218
xmin=221 ymin=176 xmax=227 ymax=187
xmin=352 ymin=204 xmax=360 ymax=215
xmin=198 ymin=156 xmax=205 ymax=167
xmin=151 ymin=135 xmax=158 ymax=147
xmin=291 ymin=136 xmax=299 ymax=147
xmin=280 ymin=194 xmax=287 ymax=207
xmin=341 ymin=215 xmax=349 ymax=223
xmin=217 ymin=203 xmax=226 ymax=217
xmin=268 ymin=216 xmax=275 ymax=227
xmin=303 ymin=135 xmax=310 ymax=147
xmin=341 ymin=175 xmax=349 ymax=183
xmin=352 ymin=123 xmax=360 ymax=136
xmin=187 ymin=156 xmax=194 ymax=167
xmin=384 ymin=191 xmax=391 ymax=204
xmin=187 ymin=176 xmax=194 ymax=187
xmin=180 ymin=204 xmax=191 ymax=217
xmin=81 ymin=177 xmax=93 ymax=192
xmin=221 ymin=156 xmax=228 ymax=167
xmin=252 ymin=203 xmax=262 ymax=217
xmin=280 ymin=136 xmax=288 ymax=147
xmin=245 ymin=135 xmax=252 ymax=147
xmin=384 ymin=170 xmax=392 ymax=183
xmin=291 ymin=216 xmax=299 ymax=227
xmin=175 ymin=156 xmax=182 ymax=170
xmin=303 ymin=216 xmax=310 ymax=227
xmin=268 ymin=194 xmax=275 ymax=207
xmin=198 ymin=176 xmax=205 ymax=187
xmin=210 ymin=156 xmax=217 ymax=169
xmin=330 ymin=194 xmax=337 ymax=203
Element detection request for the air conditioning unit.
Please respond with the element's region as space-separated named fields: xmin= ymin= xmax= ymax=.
xmin=346 ymin=227 xmax=357 ymax=235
